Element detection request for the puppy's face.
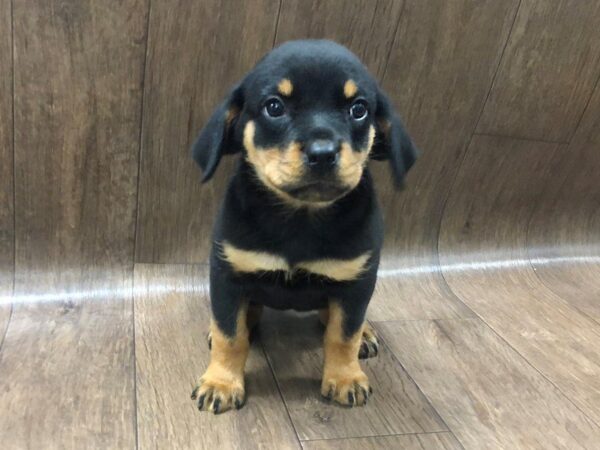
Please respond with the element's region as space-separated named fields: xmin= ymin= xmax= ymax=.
xmin=193 ymin=40 xmax=418 ymax=206
xmin=240 ymin=50 xmax=378 ymax=203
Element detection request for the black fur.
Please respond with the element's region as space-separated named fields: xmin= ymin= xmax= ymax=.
xmin=192 ymin=40 xmax=418 ymax=338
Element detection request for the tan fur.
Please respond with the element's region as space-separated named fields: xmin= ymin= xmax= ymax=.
xmin=322 ymin=303 xmax=370 ymax=406
xmin=221 ymin=241 xmax=288 ymax=273
xmin=221 ymin=241 xmax=370 ymax=281
xmin=362 ymin=323 xmax=377 ymax=343
xmin=344 ymin=79 xmax=358 ymax=98
xmin=320 ymin=309 xmax=379 ymax=359
xmin=296 ymin=252 xmax=371 ymax=281
xmin=244 ymin=120 xmax=374 ymax=209
xmin=338 ymin=125 xmax=375 ymax=187
xmin=244 ymin=121 xmax=311 ymax=205
xmin=206 ymin=304 xmax=261 ymax=348
xmin=193 ymin=305 xmax=250 ymax=413
xmin=277 ymin=78 xmax=293 ymax=97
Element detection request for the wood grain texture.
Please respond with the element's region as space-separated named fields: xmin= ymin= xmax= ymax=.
xmin=477 ymin=1 xmax=600 ymax=142
xmin=135 ymin=0 xmax=280 ymax=264
xmin=0 ymin=0 xmax=13 ymax=310
xmin=0 ymin=1 xmax=148 ymax=448
xmin=0 ymin=273 xmax=135 ymax=449
xmin=275 ymin=0 xmax=403 ymax=79
xmin=376 ymin=319 xmax=600 ymax=449
xmin=302 ymin=433 xmax=461 ymax=450
xmin=0 ymin=302 xmax=10 ymax=361
xmin=368 ymin=0 xmax=520 ymax=320
xmin=439 ymin=135 xmax=560 ymax=258
xmin=13 ymin=0 xmax=146 ymax=288
xmin=527 ymin=82 xmax=600 ymax=321
xmin=260 ymin=309 xmax=446 ymax=441
xmin=439 ymin=135 xmax=600 ymax=425
xmin=134 ymin=263 xmax=300 ymax=450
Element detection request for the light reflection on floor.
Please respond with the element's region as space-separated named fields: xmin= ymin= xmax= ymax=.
xmin=1 ymin=252 xmax=598 ymax=305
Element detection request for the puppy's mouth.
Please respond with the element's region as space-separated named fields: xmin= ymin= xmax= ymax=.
xmin=283 ymin=181 xmax=351 ymax=202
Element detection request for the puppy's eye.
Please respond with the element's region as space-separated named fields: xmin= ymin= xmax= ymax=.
xmin=350 ymin=100 xmax=368 ymax=120
xmin=264 ymin=97 xmax=285 ymax=118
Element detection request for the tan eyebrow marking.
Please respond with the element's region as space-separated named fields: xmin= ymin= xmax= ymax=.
xmin=277 ymin=78 xmax=293 ymax=97
xmin=344 ymin=79 xmax=358 ymax=99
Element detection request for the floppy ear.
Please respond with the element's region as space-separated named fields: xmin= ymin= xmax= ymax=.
xmin=370 ymin=89 xmax=419 ymax=187
xmin=191 ymin=84 xmax=244 ymax=182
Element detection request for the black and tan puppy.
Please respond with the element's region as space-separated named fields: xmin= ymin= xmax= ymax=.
xmin=190 ymin=40 xmax=417 ymax=414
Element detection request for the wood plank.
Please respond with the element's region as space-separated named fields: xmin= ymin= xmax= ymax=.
xmin=135 ymin=0 xmax=279 ymax=263
xmin=438 ymin=135 xmax=600 ymax=426
xmin=13 ymin=0 xmax=146 ymax=286
xmin=0 ymin=0 xmax=13 ymax=332
xmin=376 ymin=319 xmax=600 ymax=449
xmin=0 ymin=273 xmax=135 ymax=449
xmin=302 ymin=433 xmax=461 ymax=450
xmin=261 ymin=309 xmax=446 ymax=441
xmin=368 ymin=0 xmax=519 ymax=320
xmin=439 ymin=135 xmax=560 ymax=259
xmin=370 ymin=272 xmax=472 ymax=321
xmin=0 ymin=1 xmax=149 ymax=447
xmin=275 ymin=0 xmax=403 ymax=79
xmin=527 ymin=82 xmax=600 ymax=321
xmin=477 ymin=1 xmax=600 ymax=142
xmin=134 ymin=263 xmax=300 ymax=450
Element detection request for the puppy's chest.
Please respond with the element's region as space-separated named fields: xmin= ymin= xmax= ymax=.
xmin=219 ymin=241 xmax=371 ymax=282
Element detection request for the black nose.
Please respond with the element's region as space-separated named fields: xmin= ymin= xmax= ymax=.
xmin=305 ymin=140 xmax=340 ymax=169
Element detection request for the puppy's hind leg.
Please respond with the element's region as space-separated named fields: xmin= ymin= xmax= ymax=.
xmin=319 ymin=308 xmax=378 ymax=359
xmin=358 ymin=323 xmax=379 ymax=359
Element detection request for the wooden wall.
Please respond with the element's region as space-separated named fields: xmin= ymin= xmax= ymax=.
xmin=0 ymin=0 xmax=599 ymax=295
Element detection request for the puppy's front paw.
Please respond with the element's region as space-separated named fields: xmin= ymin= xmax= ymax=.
xmin=321 ymin=367 xmax=371 ymax=407
xmin=191 ymin=369 xmax=245 ymax=414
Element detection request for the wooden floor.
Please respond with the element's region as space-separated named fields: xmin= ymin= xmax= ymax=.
xmin=1 ymin=258 xmax=600 ymax=449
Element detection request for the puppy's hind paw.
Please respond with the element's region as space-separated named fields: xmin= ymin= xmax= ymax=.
xmin=358 ymin=325 xmax=379 ymax=359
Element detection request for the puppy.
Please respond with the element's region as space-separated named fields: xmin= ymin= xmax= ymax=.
xmin=190 ymin=40 xmax=418 ymax=414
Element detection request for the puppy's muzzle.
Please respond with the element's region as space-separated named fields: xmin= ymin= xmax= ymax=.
xmin=304 ymin=139 xmax=340 ymax=172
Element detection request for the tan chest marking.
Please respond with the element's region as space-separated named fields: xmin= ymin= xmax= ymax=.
xmin=221 ymin=242 xmax=289 ymax=273
xmin=221 ymin=242 xmax=370 ymax=282
xmin=295 ymin=253 xmax=371 ymax=282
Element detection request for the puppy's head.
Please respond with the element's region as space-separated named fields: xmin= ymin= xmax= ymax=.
xmin=193 ymin=40 xmax=418 ymax=205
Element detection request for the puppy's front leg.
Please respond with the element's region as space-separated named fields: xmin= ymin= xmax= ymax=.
xmin=192 ymin=302 xmax=249 ymax=414
xmin=321 ymin=302 xmax=371 ymax=406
